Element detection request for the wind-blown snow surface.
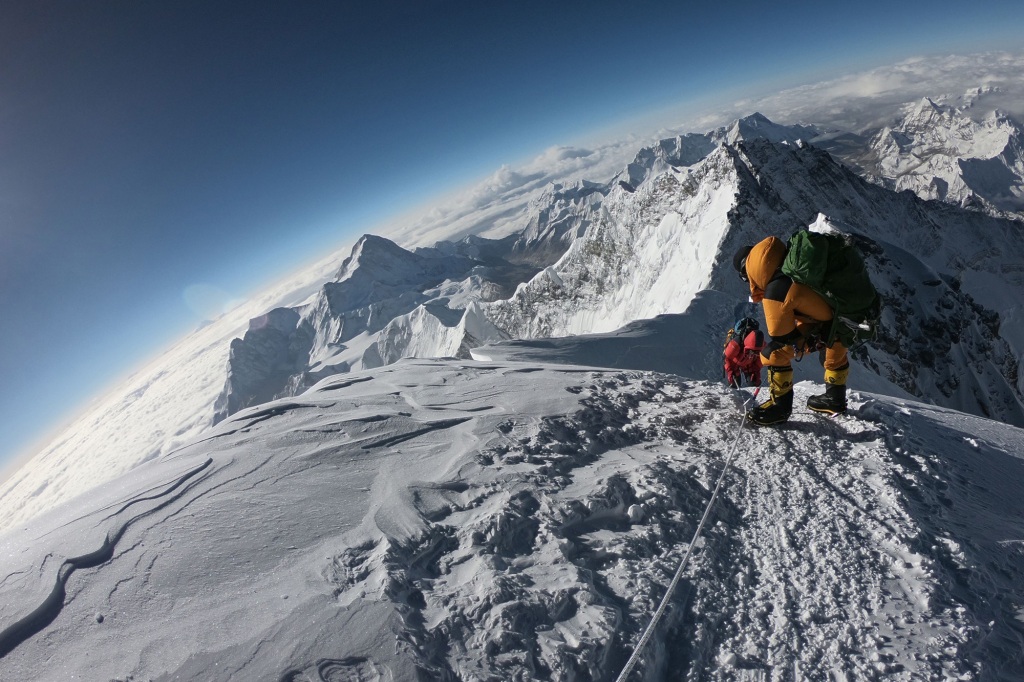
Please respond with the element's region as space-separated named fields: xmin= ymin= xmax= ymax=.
xmin=0 ymin=250 xmax=349 ymax=535
xmin=1 ymin=346 xmax=1023 ymax=679
xmin=0 ymin=137 xmax=636 ymax=533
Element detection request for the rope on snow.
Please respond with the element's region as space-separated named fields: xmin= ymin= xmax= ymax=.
xmin=613 ymin=391 xmax=754 ymax=682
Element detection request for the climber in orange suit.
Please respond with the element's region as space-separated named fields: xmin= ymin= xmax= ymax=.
xmin=735 ymin=236 xmax=850 ymax=425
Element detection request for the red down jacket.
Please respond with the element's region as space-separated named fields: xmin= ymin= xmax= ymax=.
xmin=724 ymin=330 xmax=765 ymax=387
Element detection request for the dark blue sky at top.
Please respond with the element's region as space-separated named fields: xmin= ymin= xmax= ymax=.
xmin=1 ymin=0 xmax=1022 ymax=471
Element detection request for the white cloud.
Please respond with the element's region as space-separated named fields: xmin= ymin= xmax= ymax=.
xmin=631 ymin=51 xmax=1024 ymax=138
xmin=379 ymin=139 xmax=640 ymax=248
xmin=739 ymin=51 xmax=1024 ymax=131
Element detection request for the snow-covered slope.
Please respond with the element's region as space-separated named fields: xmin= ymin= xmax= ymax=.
xmin=211 ymin=233 xmax=540 ymax=422
xmin=0 ymin=249 xmax=349 ymax=534
xmin=3 ymin=97 xmax=1024 ymax=675
xmin=486 ymin=149 xmax=739 ymax=339
xmin=2 ymin=347 xmax=1022 ymax=679
xmin=0 ymin=139 xmax=634 ymax=535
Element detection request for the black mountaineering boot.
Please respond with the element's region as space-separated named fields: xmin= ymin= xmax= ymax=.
xmin=807 ymin=382 xmax=847 ymax=415
xmin=748 ymin=367 xmax=794 ymax=426
xmin=807 ymin=366 xmax=849 ymax=415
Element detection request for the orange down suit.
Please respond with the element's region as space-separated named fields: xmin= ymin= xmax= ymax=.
xmin=744 ymin=236 xmax=849 ymax=371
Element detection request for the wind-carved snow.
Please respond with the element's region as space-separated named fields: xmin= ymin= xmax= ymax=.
xmin=1 ymin=354 xmax=1022 ymax=679
xmin=0 ymin=249 xmax=349 ymax=534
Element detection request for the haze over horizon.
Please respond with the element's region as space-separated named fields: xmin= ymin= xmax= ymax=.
xmin=2 ymin=0 xmax=1024 ymax=474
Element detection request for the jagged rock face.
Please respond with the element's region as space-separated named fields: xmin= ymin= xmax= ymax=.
xmin=7 ymin=108 xmax=1024 ymax=539
xmin=723 ymin=141 xmax=1024 ymax=422
xmin=325 ymin=234 xmax=480 ymax=329
xmin=864 ymin=242 xmax=1021 ymax=423
xmin=622 ymin=133 xmax=719 ymax=188
xmin=511 ymin=181 xmax=607 ymax=266
xmin=619 ymin=113 xmax=819 ymax=189
xmin=212 ymin=308 xmax=301 ymax=419
xmin=486 ymin=147 xmax=740 ymax=339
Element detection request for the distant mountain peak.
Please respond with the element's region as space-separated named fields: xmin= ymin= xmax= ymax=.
xmin=740 ymin=111 xmax=773 ymax=125
xmin=336 ymin=234 xmax=423 ymax=282
xmin=850 ymin=93 xmax=1024 ymax=212
xmin=725 ymin=112 xmax=819 ymax=146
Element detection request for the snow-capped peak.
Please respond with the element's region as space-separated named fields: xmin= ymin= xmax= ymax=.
xmin=853 ymin=89 xmax=1024 ymax=211
xmin=908 ymin=96 xmax=946 ymax=122
xmin=724 ymin=111 xmax=820 ymax=146
xmin=4 ymin=89 xmax=1024 ymax=679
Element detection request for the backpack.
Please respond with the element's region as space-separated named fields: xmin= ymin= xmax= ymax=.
xmin=725 ymin=316 xmax=760 ymax=348
xmin=781 ymin=229 xmax=881 ymax=347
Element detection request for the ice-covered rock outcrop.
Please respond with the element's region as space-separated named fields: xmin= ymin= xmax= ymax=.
xmin=217 ymin=125 xmax=1024 ymax=427
xmin=488 ymin=146 xmax=740 ymax=338
xmin=214 ymin=234 xmax=529 ymax=421
xmin=617 ymin=112 xmax=820 ymax=189
xmin=483 ymin=136 xmax=1024 ymax=424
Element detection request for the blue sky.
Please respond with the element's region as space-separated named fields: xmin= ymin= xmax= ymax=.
xmin=1 ymin=0 xmax=1022 ymax=472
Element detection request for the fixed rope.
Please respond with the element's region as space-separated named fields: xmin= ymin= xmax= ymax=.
xmin=613 ymin=393 xmax=754 ymax=682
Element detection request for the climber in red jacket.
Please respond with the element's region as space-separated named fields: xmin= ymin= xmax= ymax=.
xmin=724 ymin=324 xmax=765 ymax=389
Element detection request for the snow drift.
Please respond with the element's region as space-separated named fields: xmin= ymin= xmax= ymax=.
xmin=1 ymin=332 xmax=1022 ymax=678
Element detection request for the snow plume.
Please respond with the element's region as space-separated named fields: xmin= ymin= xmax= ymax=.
xmin=1 ymin=358 xmax=1022 ymax=679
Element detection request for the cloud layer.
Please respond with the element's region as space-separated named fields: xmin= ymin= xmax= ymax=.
xmin=727 ymin=51 xmax=1024 ymax=132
